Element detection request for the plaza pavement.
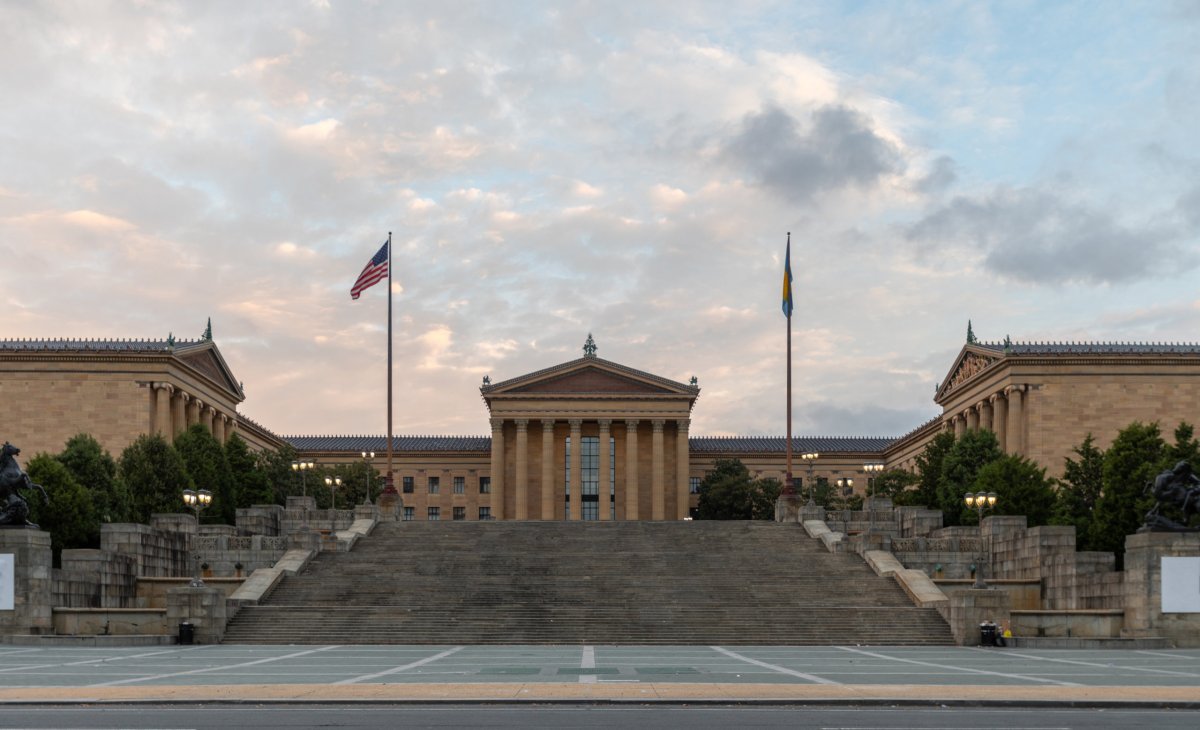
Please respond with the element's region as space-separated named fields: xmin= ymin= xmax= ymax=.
xmin=0 ymin=644 xmax=1197 ymax=707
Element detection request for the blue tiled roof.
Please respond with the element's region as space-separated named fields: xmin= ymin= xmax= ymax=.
xmin=0 ymin=338 xmax=206 ymax=352
xmin=285 ymin=435 xmax=492 ymax=452
xmin=977 ymin=341 xmax=1200 ymax=355
xmin=286 ymin=434 xmax=894 ymax=454
xmin=688 ymin=436 xmax=892 ymax=454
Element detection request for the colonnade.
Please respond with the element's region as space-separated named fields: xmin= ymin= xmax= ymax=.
xmin=945 ymin=384 xmax=1026 ymax=454
xmin=150 ymin=382 xmax=236 ymax=443
xmin=489 ymin=416 xmax=690 ymax=521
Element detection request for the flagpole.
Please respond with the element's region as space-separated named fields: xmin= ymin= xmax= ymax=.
xmin=784 ymin=232 xmax=794 ymax=497
xmin=386 ymin=231 xmax=394 ymax=494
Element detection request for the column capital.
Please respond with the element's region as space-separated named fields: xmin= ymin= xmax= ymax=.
xmin=177 ymin=391 xmax=191 ymax=403
xmin=153 ymin=382 xmax=174 ymax=393
xmin=490 ymin=417 xmax=505 ymax=432
xmin=651 ymin=419 xmax=665 ymax=431
xmin=597 ymin=419 xmax=611 ymax=429
xmin=975 ymin=400 xmax=988 ymax=410
xmin=625 ymin=418 xmax=640 ymax=428
xmin=542 ymin=419 xmax=555 ymax=431
xmin=568 ymin=419 xmax=583 ymax=430
xmin=1004 ymin=384 xmax=1026 ymax=396
xmin=989 ymin=392 xmax=1005 ymax=404
xmin=514 ymin=418 xmax=529 ymax=429
xmin=677 ymin=418 xmax=690 ymax=429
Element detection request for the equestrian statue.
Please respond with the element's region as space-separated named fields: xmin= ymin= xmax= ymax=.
xmin=0 ymin=442 xmax=49 ymax=529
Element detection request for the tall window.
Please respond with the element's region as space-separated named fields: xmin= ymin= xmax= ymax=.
xmin=402 ymin=506 xmax=414 ymax=521
xmin=565 ymin=436 xmax=615 ymax=520
xmin=427 ymin=506 xmax=440 ymax=521
xmin=402 ymin=476 xmax=414 ymax=494
xmin=689 ymin=477 xmax=702 ymax=494
xmin=479 ymin=476 xmax=491 ymax=494
xmin=453 ymin=476 xmax=465 ymax=494
xmin=428 ymin=476 xmax=440 ymax=494
xmin=453 ymin=506 xmax=465 ymax=520
xmin=478 ymin=506 xmax=491 ymax=520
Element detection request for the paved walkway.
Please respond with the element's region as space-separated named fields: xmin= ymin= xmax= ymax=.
xmin=1 ymin=645 xmax=1197 ymax=706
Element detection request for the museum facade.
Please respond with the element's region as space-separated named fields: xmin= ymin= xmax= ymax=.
xmin=5 ymin=330 xmax=1200 ymax=521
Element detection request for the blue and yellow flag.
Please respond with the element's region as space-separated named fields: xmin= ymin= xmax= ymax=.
xmin=781 ymin=237 xmax=793 ymax=318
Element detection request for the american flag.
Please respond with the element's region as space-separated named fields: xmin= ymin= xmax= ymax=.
xmin=350 ymin=241 xmax=389 ymax=300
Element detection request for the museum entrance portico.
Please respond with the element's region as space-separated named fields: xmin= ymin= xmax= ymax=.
xmin=481 ymin=343 xmax=700 ymax=521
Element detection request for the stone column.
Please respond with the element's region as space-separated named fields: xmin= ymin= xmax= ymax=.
xmin=489 ymin=418 xmax=505 ymax=520
xmin=213 ymin=414 xmax=227 ymax=443
xmin=651 ymin=419 xmax=665 ymax=520
xmin=541 ymin=420 xmax=555 ymax=519
xmin=1006 ymin=385 xmax=1025 ymax=455
xmin=187 ymin=398 xmax=201 ymax=428
xmin=978 ymin=400 xmax=993 ymax=432
xmin=514 ymin=419 xmax=529 ymax=520
xmin=676 ymin=418 xmax=690 ymax=520
xmin=153 ymin=383 xmax=173 ymax=437
xmin=172 ymin=392 xmax=189 ymax=437
xmin=202 ymin=405 xmax=216 ymax=433
xmin=953 ymin=413 xmax=966 ymax=438
xmin=965 ymin=406 xmax=979 ymax=431
xmin=625 ymin=419 xmax=640 ymax=520
xmin=568 ymin=419 xmax=583 ymax=520
xmin=990 ymin=393 xmax=1007 ymax=452
xmin=597 ymin=419 xmax=611 ymax=520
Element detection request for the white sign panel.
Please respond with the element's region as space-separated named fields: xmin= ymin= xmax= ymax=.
xmin=0 ymin=554 xmax=13 ymax=611
xmin=1162 ymin=557 xmax=1200 ymax=613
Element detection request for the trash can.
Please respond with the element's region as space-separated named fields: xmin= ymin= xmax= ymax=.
xmin=979 ymin=621 xmax=998 ymax=647
xmin=178 ymin=621 xmax=195 ymax=645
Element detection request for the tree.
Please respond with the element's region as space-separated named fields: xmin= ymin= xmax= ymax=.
xmin=1051 ymin=434 xmax=1105 ymax=550
xmin=1090 ymin=421 xmax=1164 ymax=566
xmin=56 ymin=433 xmax=130 ymax=524
xmin=1165 ymin=422 xmax=1200 ymax=470
xmin=695 ymin=459 xmax=781 ymax=520
xmin=258 ymin=443 xmax=300 ymax=504
xmin=871 ymin=469 xmax=920 ymax=502
xmin=174 ymin=424 xmax=236 ymax=524
xmin=896 ymin=431 xmax=956 ymax=507
xmin=120 ymin=434 xmax=193 ymax=523
xmin=25 ymin=453 xmax=97 ymax=561
xmin=937 ymin=429 xmax=1002 ymax=525
xmin=973 ymin=454 xmax=1056 ymax=526
xmin=225 ymin=433 xmax=273 ymax=507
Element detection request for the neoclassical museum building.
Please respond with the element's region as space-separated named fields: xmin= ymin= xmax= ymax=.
xmin=4 ymin=329 xmax=1200 ymax=521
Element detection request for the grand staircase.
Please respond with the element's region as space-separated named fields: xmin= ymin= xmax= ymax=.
xmin=223 ymin=521 xmax=954 ymax=645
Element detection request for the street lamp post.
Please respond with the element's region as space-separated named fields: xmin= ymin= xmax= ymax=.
xmin=964 ymin=491 xmax=998 ymax=589
xmin=361 ymin=451 xmax=375 ymax=504
xmin=863 ymin=462 xmax=885 ymax=535
xmin=182 ymin=488 xmax=212 ymax=588
xmin=325 ymin=476 xmax=342 ymax=530
xmin=800 ymin=452 xmax=819 ymax=505
xmin=836 ymin=477 xmax=854 ymax=511
xmin=291 ymin=459 xmax=314 ymax=497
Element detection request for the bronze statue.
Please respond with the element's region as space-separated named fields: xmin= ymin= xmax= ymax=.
xmin=1143 ymin=460 xmax=1200 ymax=532
xmin=0 ymin=442 xmax=48 ymax=528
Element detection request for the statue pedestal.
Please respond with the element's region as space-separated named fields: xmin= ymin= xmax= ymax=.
xmin=167 ymin=585 xmax=227 ymax=644
xmin=1123 ymin=531 xmax=1200 ymax=646
xmin=0 ymin=529 xmax=52 ymax=636
xmin=775 ymin=493 xmax=803 ymax=523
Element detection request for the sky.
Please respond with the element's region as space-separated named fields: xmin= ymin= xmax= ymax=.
xmin=2 ymin=1 xmax=1199 ymax=440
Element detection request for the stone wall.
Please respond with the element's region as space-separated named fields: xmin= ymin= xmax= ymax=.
xmin=236 ymin=505 xmax=284 ymax=537
xmin=1122 ymin=532 xmax=1200 ymax=646
xmin=0 ymin=530 xmax=52 ymax=635
xmin=193 ymin=535 xmax=290 ymax=576
xmin=53 ymin=550 xmax=138 ymax=609
xmin=101 ymin=523 xmax=190 ymax=578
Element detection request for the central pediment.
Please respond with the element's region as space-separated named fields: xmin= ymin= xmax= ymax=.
xmin=483 ymin=356 xmax=700 ymax=400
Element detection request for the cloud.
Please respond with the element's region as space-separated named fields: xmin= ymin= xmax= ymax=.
xmin=905 ymin=187 xmax=1195 ymax=285
xmin=721 ymin=105 xmax=905 ymax=203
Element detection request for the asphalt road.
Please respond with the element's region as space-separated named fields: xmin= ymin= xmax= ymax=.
xmin=1 ymin=705 xmax=1198 ymax=729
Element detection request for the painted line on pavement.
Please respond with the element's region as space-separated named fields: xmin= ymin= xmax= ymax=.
xmin=1135 ymin=650 xmax=1200 ymax=661
xmin=0 ymin=647 xmax=212 ymax=676
xmin=334 ymin=647 xmax=463 ymax=684
xmin=91 ymin=645 xmax=341 ymax=687
xmin=711 ymin=646 xmax=839 ymax=684
xmin=580 ymin=645 xmax=597 ymax=684
xmin=992 ymin=649 xmax=1200 ymax=678
xmin=838 ymin=646 xmax=1081 ymax=686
